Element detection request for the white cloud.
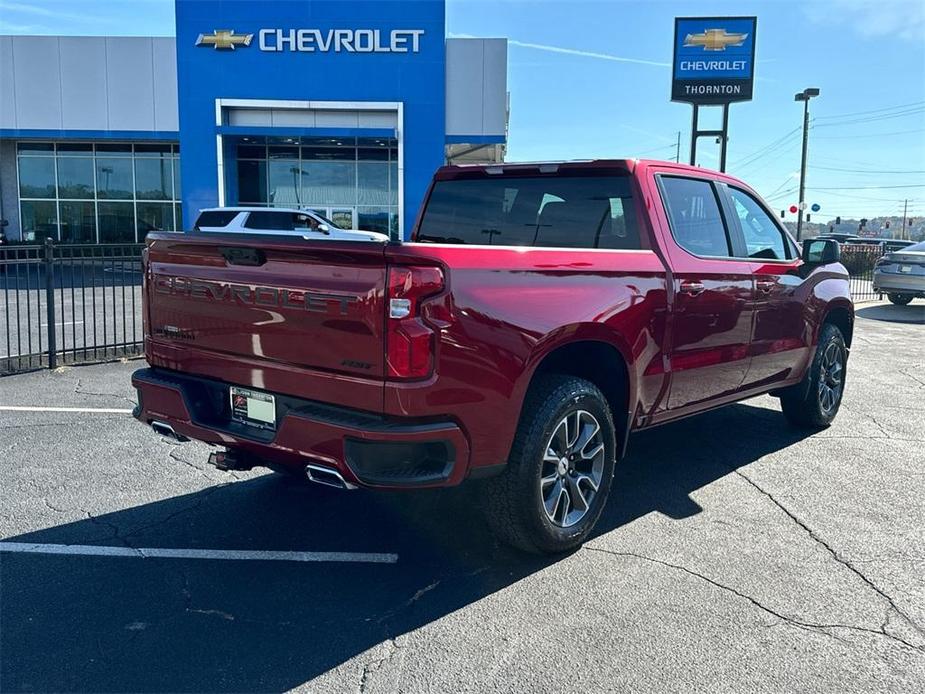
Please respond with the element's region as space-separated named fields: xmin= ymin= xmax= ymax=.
xmin=449 ymin=33 xmax=669 ymax=68
xmin=803 ymin=0 xmax=925 ymax=41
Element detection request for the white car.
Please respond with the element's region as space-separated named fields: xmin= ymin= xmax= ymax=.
xmin=193 ymin=207 xmax=390 ymax=242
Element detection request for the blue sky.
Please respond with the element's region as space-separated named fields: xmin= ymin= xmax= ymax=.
xmin=1 ymin=0 xmax=924 ymax=220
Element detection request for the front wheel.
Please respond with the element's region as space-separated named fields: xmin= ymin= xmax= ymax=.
xmin=888 ymin=293 xmax=913 ymax=305
xmin=482 ymin=375 xmax=616 ymax=554
xmin=780 ymin=323 xmax=847 ymax=428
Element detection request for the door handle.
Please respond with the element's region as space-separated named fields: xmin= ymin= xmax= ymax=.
xmin=756 ymin=280 xmax=775 ymax=293
xmin=679 ymin=280 xmax=705 ymax=296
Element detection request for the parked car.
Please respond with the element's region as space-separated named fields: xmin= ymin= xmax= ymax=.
xmin=133 ymin=160 xmax=853 ymax=554
xmin=193 ymin=207 xmax=389 ymax=242
xmin=873 ymin=240 xmax=925 ymax=305
xmin=816 ymin=233 xmax=865 ymax=244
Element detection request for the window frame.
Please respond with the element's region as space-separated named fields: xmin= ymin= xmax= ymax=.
xmin=655 ymin=174 xmax=741 ymax=261
xmin=15 ymin=141 xmax=181 ymax=243
xmin=721 ymin=184 xmax=799 ymax=263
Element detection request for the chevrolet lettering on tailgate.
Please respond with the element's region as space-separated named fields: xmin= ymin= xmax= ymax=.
xmin=153 ymin=276 xmax=358 ymax=315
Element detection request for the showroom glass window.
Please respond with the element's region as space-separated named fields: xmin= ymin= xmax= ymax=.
xmin=16 ymin=142 xmax=181 ymax=243
xmin=235 ymin=136 xmax=399 ymax=236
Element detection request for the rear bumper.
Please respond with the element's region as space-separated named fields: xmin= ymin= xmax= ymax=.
xmin=872 ymin=270 xmax=925 ymax=296
xmin=131 ymin=368 xmax=471 ymax=489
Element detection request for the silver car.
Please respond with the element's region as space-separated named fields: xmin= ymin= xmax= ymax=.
xmin=873 ymin=240 xmax=925 ymax=305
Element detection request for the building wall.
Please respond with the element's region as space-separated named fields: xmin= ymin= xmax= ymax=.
xmin=446 ymin=38 xmax=508 ymax=139
xmin=175 ymin=0 xmax=448 ymax=236
xmin=0 ymin=7 xmax=507 ymax=241
xmin=0 ymin=140 xmax=20 ymax=238
xmin=0 ymin=36 xmax=179 ymax=135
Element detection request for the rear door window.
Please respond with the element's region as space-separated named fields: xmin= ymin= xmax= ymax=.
xmin=243 ymin=211 xmax=294 ymax=231
xmin=194 ymin=210 xmax=238 ymax=230
xmin=658 ymin=177 xmax=732 ymax=258
xmin=416 ymin=174 xmax=640 ymax=249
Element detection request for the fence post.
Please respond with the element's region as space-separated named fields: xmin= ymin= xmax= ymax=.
xmin=43 ymin=237 xmax=56 ymax=369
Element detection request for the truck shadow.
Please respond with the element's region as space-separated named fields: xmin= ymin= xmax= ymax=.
xmin=2 ymin=401 xmax=810 ymax=692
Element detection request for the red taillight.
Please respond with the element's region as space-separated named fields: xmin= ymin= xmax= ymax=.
xmin=386 ymin=265 xmax=444 ymax=379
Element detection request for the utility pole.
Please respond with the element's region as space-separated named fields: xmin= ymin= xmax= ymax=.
xmin=675 ymin=131 xmax=681 ymax=163
xmin=794 ymin=87 xmax=820 ymax=241
xmin=901 ymin=199 xmax=908 ymax=237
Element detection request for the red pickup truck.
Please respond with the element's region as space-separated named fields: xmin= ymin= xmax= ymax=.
xmin=133 ymin=160 xmax=853 ymax=553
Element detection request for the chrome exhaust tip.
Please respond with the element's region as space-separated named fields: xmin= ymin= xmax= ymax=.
xmin=305 ymin=464 xmax=357 ymax=490
xmin=150 ymin=420 xmax=189 ymax=443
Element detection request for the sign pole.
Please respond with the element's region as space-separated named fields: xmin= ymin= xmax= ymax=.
xmin=719 ymin=103 xmax=729 ymax=172
xmin=689 ymin=104 xmax=699 ymax=165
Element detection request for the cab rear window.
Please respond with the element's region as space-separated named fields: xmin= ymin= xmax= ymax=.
xmin=416 ymin=174 xmax=640 ymax=249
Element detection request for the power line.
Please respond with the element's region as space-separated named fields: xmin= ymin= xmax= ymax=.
xmin=728 ymin=126 xmax=801 ymax=168
xmin=634 ymin=144 xmax=677 ymax=157
xmin=813 ymin=100 xmax=925 ymax=121
xmin=814 ymin=107 xmax=925 ymax=128
xmin=810 ymin=184 xmax=925 ymax=190
xmin=815 ymin=127 xmax=925 ymax=140
xmin=809 ymin=165 xmax=925 ymax=175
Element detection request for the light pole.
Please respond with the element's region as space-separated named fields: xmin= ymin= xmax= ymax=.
xmin=794 ymin=87 xmax=820 ymax=241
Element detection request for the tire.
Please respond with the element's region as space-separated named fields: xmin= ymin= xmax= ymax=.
xmin=780 ymin=323 xmax=847 ymax=428
xmin=483 ymin=374 xmax=617 ymax=554
xmin=888 ymin=293 xmax=913 ymax=305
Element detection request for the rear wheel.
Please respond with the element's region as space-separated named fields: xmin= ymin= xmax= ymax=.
xmin=888 ymin=293 xmax=913 ymax=305
xmin=483 ymin=375 xmax=616 ymax=554
xmin=780 ymin=323 xmax=847 ymax=428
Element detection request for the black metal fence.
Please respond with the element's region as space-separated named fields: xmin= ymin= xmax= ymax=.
xmin=1 ymin=240 xmax=144 ymax=375
xmin=840 ymin=243 xmax=885 ymax=304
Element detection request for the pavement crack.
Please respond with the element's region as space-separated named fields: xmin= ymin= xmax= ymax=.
xmin=730 ymin=468 xmax=925 ymax=643
xmin=82 ymin=509 xmax=137 ymax=551
xmin=119 ymin=484 xmax=227 ymax=541
xmin=167 ymin=448 xmax=215 ymax=481
xmin=585 ymin=546 xmax=924 ymax=653
xmin=73 ymin=377 xmax=137 ymax=406
xmin=358 ymin=638 xmax=402 ymax=694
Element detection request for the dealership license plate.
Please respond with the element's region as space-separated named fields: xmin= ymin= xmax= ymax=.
xmin=900 ymin=265 xmax=912 ymax=273
xmin=230 ymin=387 xmax=276 ymax=430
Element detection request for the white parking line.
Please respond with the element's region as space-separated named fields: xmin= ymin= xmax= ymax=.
xmin=0 ymin=406 xmax=133 ymax=414
xmin=0 ymin=542 xmax=398 ymax=564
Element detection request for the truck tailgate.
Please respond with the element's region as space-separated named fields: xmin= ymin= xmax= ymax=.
xmin=144 ymin=232 xmax=388 ymax=408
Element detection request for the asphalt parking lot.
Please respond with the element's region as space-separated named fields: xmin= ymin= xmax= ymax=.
xmin=1 ymin=302 xmax=923 ymax=693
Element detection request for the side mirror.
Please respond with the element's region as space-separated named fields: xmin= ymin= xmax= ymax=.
xmin=801 ymin=238 xmax=840 ymax=265
xmin=317 ymin=223 xmax=331 ymax=235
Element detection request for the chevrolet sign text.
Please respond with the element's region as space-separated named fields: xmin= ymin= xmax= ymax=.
xmin=259 ymin=28 xmax=424 ymax=53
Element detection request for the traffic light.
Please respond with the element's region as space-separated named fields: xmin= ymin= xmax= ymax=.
xmin=835 ymin=216 xmax=841 ymax=225
xmin=806 ymin=214 xmax=811 ymax=222
xmin=780 ymin=209 xmax=785 ymax=219
xmin=885 ymin=220 xmax=890 ymax=229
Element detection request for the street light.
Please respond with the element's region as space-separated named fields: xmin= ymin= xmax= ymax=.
xmin=794 ymin=87 xmax=820 ymax=241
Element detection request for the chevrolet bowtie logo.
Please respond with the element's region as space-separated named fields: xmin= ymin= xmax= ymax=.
xmin=683 ymin=28 xmax=748 ymax=51
xmin=196 ymin=29 xmax=254 ymax=50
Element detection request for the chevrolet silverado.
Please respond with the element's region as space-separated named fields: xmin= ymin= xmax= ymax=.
xmin=133 ymin=160 xmax=853 ymax=553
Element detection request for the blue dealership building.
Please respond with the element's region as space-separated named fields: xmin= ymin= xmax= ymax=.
xmin=0 ymin=0 xmax=507 ymax=242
